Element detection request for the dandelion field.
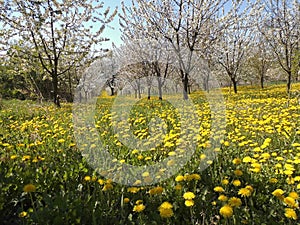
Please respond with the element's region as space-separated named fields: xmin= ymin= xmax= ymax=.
xmin=1 ymin=83 xmax=300 ymax=225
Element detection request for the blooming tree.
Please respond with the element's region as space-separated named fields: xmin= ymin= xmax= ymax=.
xmin=0 ymin=0 xmax=117 ymax=106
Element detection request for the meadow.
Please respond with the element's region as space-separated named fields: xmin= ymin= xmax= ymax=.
xmin=0 ymin=83 xmax=300 ymax=225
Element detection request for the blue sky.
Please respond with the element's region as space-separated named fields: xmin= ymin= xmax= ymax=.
xmin=100 ymin=1 xmax=127 ymax=50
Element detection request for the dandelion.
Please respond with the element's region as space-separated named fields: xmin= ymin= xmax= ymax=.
xmin=175 ymin=175 xmax=184 ymax=182
xmin=219 ymin=205 xmax=233 ymax=218
xmin=19 ymin=211 xmax=28 ymax=218
xmin=102 ymin=183 xmax=113 ymax=191
xmin=222 ymin=179 xmax=229 ymax=185
xmin=283 ymin=197 xmax=297 ymax=208
xmin=185 ymin=200 xmax=194 ymax=207
xmin=158 ymin=202 xmax=174 ymax=218
xmin=272 ymin=189 xmax=285 ymax=199
xmin=285 ymin=208 xmax=297 ymax=220
xmin=234 ymin=170 xmax=243 ymax=176
xmin=123 ymin=198 xmax=130 ymax=203
xmin=233 ymin=180 xmax=241 ymax=187
xmin=133 ymin=203 xmax=145 ymax=213
xmin=214 ymin=186 xmax=225 ymax=193
xmin=238 ymin=188 xmax=251 ymax=197
xmin=218 ymin=195 xmax=228 ymax=202
xmin=232 ymin=158 xmax=242 ymax=165
xmin=84 ymin=176 xmax=91 ymax=182
xmin=228 ymin=197 xmax=242 ymax=207
xmin=183 ymin=192 xmax=195 ymax=200
xmin=23 ymin=184 xmax=36 ymax=193
xmin=149 ymin=186 xmax=163 ymax=195
xmin=288 ymin=192 xmax=299 ymax=200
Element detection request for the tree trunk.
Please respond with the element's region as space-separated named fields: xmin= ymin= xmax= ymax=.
xmin=110 ymin=87 xmax=115 ymax=96
xmin=287 ymin=71 xmax=292 ymax=93
xmin=231 ymin=78 xmax=238 ymax=94
xmin=52 ymin=74 xmax=60 ymax=107
xmin=147 ymin=86 xmax=151 ymax=100
xmin=260 ymin=72 xmax=264 ymax=89
xmin=183 ymin=73 xmax=189 ymax=100
xmin=157 ymin=76 xmax=163 ymax=100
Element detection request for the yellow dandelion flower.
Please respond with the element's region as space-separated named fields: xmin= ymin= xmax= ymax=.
xmin=123 ymin=198 xmax=130 ymax=203
xmin=283 ymin=197 xmax=297 ymax=208
xmin=228 ymin=197 xmax=242 ymax=207
xmin=84 ymin=176 xmax=91 ymax=182
xmin=238 ymin=188 xmax=251 ymax=197
xmin=234 ymin=170 xmax=243 ymax=176
xmin=232 ymin=158 xmax=242 ymax=165
xmin=159 ymin=201 xmax=173 ymax=209
xmin=102 ymin=183 xmax=113 ymax=191
xmin=289 ymin=192 xmax=299 ymax=200
xmin=285 ymin=208 xmax=297 ymax=220
xmin=233 ymin=180 xmax=242 ymax=187
xmin=159 ymin=208 xmax=174 ymax=218
xmin=133 ymin=203 xmax=145 ymax=213
xmin=214 ymin=186 xmax=225 ymax=193
xmin=19 ymin=211 xmax=28 ymax=218
xmin=185 ymin=199 xmax=194 ymax=207
xmin=222 ymin=179 xmax=229 ymax=185
xmin=272 ymin=189 xmax=285 ymax=198
xmin=183 ymin=192 xmax=195 ymax=200
xmin=149 ymin=186 xmax=164 ymax=195
xmin=127 ymin=187 xmax=140 ymax=193
xmin=10 ymin=155 xmax=17 ymax=160
xmin=175 ymin=175 xmax=184 ymax=182
xmin=219 ymin=205 xmax=233 ymax=218
xmin=218 ymin=195 xmax=228 ymax=202
xmin=23 ymin=184 xmax=36 ymax=193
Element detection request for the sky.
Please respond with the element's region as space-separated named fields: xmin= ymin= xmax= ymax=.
xmin=100 ymin=1 xmax=128 ymax=50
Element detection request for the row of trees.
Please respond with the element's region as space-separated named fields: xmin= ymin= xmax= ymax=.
xmin=1 ymin=0 xmax=300 ymax=105
xmin=116 ymin=0 xmax=299 ymax=97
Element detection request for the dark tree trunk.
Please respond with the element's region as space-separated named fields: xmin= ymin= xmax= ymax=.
xmin=287 ymin=71 xmax=292 ymax=93
xmin=183 ymin=73 xmax=189 ymax=100
xmin=52 ymin=74 xmax=60 ymax=107
xmin=231 ymin=77 xmax=238 ymax=94
xmin=260 ymin=73 xmax=264 ymax=89
xmin=157 ymin=76 xmax=163 ymax=100
xmin=147 ymin=86 xmax=151 ymax=100
xmin=110 ymin=87 xmax=115 ymax=96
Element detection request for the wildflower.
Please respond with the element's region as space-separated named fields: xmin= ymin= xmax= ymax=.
xmin=272 ymin=189 xmax=285 ymax=199
xmin=288 ymin=192 xmax=299 ymax=200
xmin=19 ymin=211 xmax=28 ymax=218
xmin=128 ymin=187 xmax=140 ymax=193
xmin=158 ymin=202 xmax=174 ymax=218
xmin=214 ymin=186 xmax=225 ymax=193
xmin=123 ymin=198 xmax=130 ymax=203
xmin=222 ymin=179 xmax=229 ymax=185
xmin=228 ymin=197 xmax=242 ymax=207
xmin=10 ymin=155 xmax=17 ymax=160
xmin=133 ymin=203 xmax=145 ymax=213
xmin=232 ymin=158 xmax=242 ymax=165
xmin=283 ymin=197 xmax=297 ymax=208
xmin=175 ymin=175 xmax=184 ymax=182
xmin=84 ymin=176 xmax=91 ymax=182
xmin=102 ymin=183 xmax=113 ymax=191
xmin=219 ymin=205 xmax=233 ymax=218
xmin=218 ymin=195 xmax=228 ymax=202
xmin=183 ymin=192 xmax=195 ymax=200
xmin=234 ymin=170 xmax=243 ymax=176
xmin=285 ymin=208 xmax=297 ymax=220
xmin=185 ymin=200 xmax=194 ymax=207
xmin=149 ymin=186 xmax=164 ymax=195
xmin=23 ymin=184 xmax=36 ymax=193
xmin=238 ymin=188 xmax=251 ymax=197
xmin=174 ymin=184 xmax=182 ymax=190
xmin=233 ymin=180 xmax=242 ymax=187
